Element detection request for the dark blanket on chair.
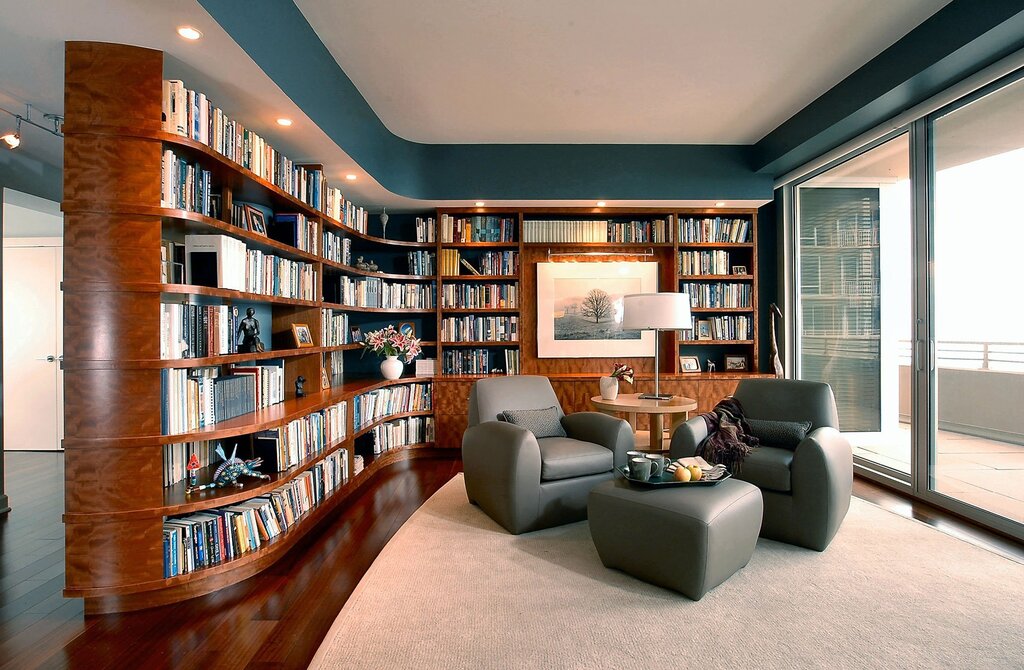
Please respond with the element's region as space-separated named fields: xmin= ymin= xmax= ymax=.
xmin=696 ymin=397 xmax=759 ymax=473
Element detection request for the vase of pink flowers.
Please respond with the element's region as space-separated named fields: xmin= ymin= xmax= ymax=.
xmin=361 ymin=325 xmax=422 ymax=380
xmin=600 ymin=363 xmax=634 ymax=400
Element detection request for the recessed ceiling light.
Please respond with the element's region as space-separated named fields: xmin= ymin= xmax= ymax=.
xmin=475 ymin=201 xmax=485 ymax=207
xmin=345 ymin=174 xmax=358 ymax=181
xmin=276 ymin=118 xmax=293 ymax=127
xmin=715 ymin=201 xmax=726 ymax=207
xmin=177 ymin=26 xmax=203 ymax=40
xmin=596 ymin=201 xmax=607 ymax=207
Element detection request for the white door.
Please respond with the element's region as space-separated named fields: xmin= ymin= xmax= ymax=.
xmin=3 ymin=243 xmax=63 ymax=451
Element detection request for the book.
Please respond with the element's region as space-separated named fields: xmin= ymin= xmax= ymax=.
xmin=459 ymin=258 xmax=481 ymax=275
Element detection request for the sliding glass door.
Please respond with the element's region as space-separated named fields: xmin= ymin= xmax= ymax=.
xmin=927 ymin=74 xmax=1024 ymax=527
xmin=794 ymin=133 xmax=913 ymax=477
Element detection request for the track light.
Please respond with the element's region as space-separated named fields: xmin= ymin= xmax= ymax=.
xmin=0 ymin=104 xmax=63 ymax=150
xmin=1 ymin=123 xmax=19 ymax=150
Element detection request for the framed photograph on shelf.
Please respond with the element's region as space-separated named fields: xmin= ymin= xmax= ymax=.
xmin=398 ymin=322 xmax=416 ymax=338
xmin=245 ymin=205 xmax=267 ymax=236
xmin=291 ymin=323 xmax=314 ymax=348
xmin=679 ymin=355 xmax=701 ymax=373
xmin=320 ymin=366 xmax=331 ymax=390
xmin=696 ymin=320 xmax=713 ymax=341
xmin=535 ymin=261 xmax=658 ymax=358
xmin=350 ymin=325 xmax=363 ymax=343
xmin=731 ymin=265 xmax=748 ymax=275
xmin=725 ymin=355 xmax=748 ymax=371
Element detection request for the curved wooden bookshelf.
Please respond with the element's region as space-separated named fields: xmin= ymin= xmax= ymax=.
xmin=352 ymin=410 xmax=434 ymax=439
xmin=321 ymin=259 xmax=436 ymax=281
xmin=64 ymin=282 xmax=321 ymax=307
xmin=62 ymin=346 xmax=329 ymax=370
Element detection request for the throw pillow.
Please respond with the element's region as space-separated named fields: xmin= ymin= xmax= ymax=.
xmin=746 ymin=418 xmax=812 ymax=449
xmin=500 ymin=406 xmax=567 ymax=438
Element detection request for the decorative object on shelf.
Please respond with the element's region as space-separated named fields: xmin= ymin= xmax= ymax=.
xmin=725 ymin=355 xmax=748 ymax=371
xmin=731 ymin=265 xmax=747 ymax=275
xmin=367 ymin=259 xmax=378 ymax=272
xmin=361 ymin=324 xmax=423 ymax=380
xmin=186 ymin=453 xmax=201 ymax=488
xmin=679 ymin=355 xmax=701 ymax=372
xmin=621 ymin=292 xmax=693 ymax=400
xmin=355 ymin=256 xmax=369 ymax=270
xmin=321 ymin=366 xmax=331 ymax=390
xmin=769 ymin=303 xmax=784 ymax=378
xmin=600 ymin=363 xmax=634 ymax=400
xmin=244 ymin=205 xmax=267 ymax=236
xmin=380 ymin=207 xmax=389 ymax=239
xmin=696 ymin=319 xmax=713 ymax=341
xmin=536 ymin=261 xmax=657 ymax=358
xmin=398 ymin=321 xmax=416 ymax=338
xmin=292 ymin=323 xmax=314 ymax=348
xmin=295 ymin=375 xmax=306 ymax=397
xmin=236 ymin=307 xmax=265 ymax=353
xmin=350 ymin=325 xmax=363 ymax=343
xmin=707 ymin=359 xmax=716 ymax=373
xmin=185 ymin=445 xmax=270 ymax=495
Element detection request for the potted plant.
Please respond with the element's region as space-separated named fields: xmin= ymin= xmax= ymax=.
xmin=601 ymin=363 xmax=634 ymax=400
xmin=361 ymin=325 xmax=423 ymax=380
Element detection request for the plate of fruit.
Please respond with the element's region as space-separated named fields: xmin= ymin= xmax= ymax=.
xmin=618 ymin=456 xmax=731 ymax=487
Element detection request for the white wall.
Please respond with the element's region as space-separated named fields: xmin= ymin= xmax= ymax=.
xmin=3 ymin=188 xmax=63 ymax=238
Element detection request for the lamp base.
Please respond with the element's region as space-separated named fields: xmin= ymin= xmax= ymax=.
xmin=638 ymin=393 xmax=674 ymax=401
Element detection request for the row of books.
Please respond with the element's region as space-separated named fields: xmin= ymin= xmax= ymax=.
xmin=439 ymin=215 xmax=516 ymax=243
xmin=268 ymin=213 xmax=318 ymax=255
xmin=337 ymin=277 xmax=436 ymax=310
xmin=441 ymin=315 xmax=519 ymax=342
xmin=680 ymin=282 xmax=753 ymax=309
xmin=253 ymin=401 xmax=347 ymax=472
xmin=441 ymin=283 xmax=518 ymax=309
xmin=161 ymin=362 xmax=285 ymax=435
xmin=160 ymin=149 xmax=213 ymax=216
xmin=160 ymin=303 xmax=235 ymax=360
xmin=353 ymin=383 xmax=432 ymax=430
xmin=439 ymin=249 xmax=519 ymax=276
xmin=161 ymin=80 xmax=365 ymax=227
xmin=439 ymin=249 xmax=472 ymax=276
xmin=321 ymin=309 xmax=350 ymax=347
xmin=323 ymin=228 xmax=352 ymax=265
xmin=163 ymin=441 xmax=220 ymax=488
xmin=523 ymin=219 xmax=606 ymax=243
xmin=407 ymin=250 xmax=436 ymax=276
xmin=442 ymin=348 xmax=520 ymax=375
xmin=677 ymin=250 xmax=733 ymax=276
xmin=368 ymin=416 xmax=435 ymax=454
xmin=162 ymin=449 xmax=348 ymax=577
xmin=328 ymin=350 xmax=344 ymax=380
xmin=415 ymin=216 xmax=436 ymax=243
xmin=184 ymin=234 xmax=317 ymax=300
xmin=677 ymin=217 xmax=752 ymax=244
xmin=687 ymin=315 xmax=752 ymax=341
xmin=607 ymin=219 xmax=670 ymax=243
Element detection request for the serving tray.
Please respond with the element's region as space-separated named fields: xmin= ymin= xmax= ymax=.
xmin=616 ymin=466 xmax=732 ymax=488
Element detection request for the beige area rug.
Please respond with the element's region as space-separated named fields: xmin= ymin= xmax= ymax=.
xmin=310 ymin=475 xmax=1023 ymax=669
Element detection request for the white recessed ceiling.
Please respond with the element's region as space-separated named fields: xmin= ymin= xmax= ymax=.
xmin=296 ymin=0 xmax=952 ymax=144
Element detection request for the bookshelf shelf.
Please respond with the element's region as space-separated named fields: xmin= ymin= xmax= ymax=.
xmin=322 ymin=303 xmax=436 ymax=314
xmin=689 ymin=307 xmax=754 ymax=314
xmin=157 ymin=284 xmax=320 ymax=307
xmin=439 ymin=274 xmax=519 ymax=280
xmin=440 ymin=307 xmax=520 ymax=313
xmin=678 ymin=274 xmax=753 ymax=281
xmin=676 ymin=242 xmax=754 ymax=249
xmin=321 ymin=260 xmax=435 ymax=281
xmin=62 ymin=347 xmax=327 ymax=371
xmin=441 ymin=341 xmax=520 ymax=347
xmin=352 ymin=410 xmax=435 ymax=439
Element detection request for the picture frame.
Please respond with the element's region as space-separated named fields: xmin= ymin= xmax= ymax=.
xmin=398 ymin=322 xmax=416 ymax=338
xmin=696 ymin=320 xmax=713 ymax=341
xmin=679 ymin=355 xmax=701 ymax=373
xmin=245 ymin=205 xmax=267 ymax=236
xmin=725 ymin=355 xmax=748 ymax=371
xmin=291 ymin=323 xmax=314 ymax=348
xmin=535 ymin=261 xmax=658 ymax=358
xmin=320 ymin=366 xmax=331 ymax=390
xmin=731 ymin=265 xmax=748 ymax=275
xmin=350 ymin=325 xmax=363 ymax=343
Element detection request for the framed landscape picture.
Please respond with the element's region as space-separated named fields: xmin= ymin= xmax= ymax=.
xmin=536 ymin=261 xmax=658 ymax=358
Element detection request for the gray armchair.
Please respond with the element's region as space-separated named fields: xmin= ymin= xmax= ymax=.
xmin=670 ymin=379 xmax=853 ymax=551
xmin=463 ymin=376 xmax=634 ymax=534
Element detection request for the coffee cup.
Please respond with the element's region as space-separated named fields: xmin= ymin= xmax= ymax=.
xmin=626 ymin=450 xmax=646 ymax=463
xmin=645 ymin=454 xmax=666 ymax=479
xmin=628 ymin=457 xmax=652 ymax=481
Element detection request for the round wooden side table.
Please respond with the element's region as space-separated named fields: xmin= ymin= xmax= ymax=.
xmin=590 ymin=393 xmax=698 ymax=451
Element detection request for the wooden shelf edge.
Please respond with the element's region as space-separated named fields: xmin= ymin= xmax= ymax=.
xmin=64 ymin=346 xmax=331 ymax=370
xmin=320 ymin=303 xmax=435 ymax=314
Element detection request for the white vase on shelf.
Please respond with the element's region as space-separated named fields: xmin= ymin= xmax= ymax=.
xmin=380 ymin=355 xmax=403 ymax=380
xmin=599 ymin=376 xmax=619 ymax=400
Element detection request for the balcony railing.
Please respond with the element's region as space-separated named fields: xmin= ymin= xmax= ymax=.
xmin=897 ymin=340 xmax=1024 ymax=373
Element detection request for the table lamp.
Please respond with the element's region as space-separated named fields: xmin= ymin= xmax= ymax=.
xmin=621 ymin=293 xmax=692 ymax=400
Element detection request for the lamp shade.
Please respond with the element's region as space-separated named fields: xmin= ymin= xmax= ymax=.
xmin=621 ymin=293 xmax=692 ymax=331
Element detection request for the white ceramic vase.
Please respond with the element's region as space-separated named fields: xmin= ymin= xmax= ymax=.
xmin=380 ymin=355 xmax=404 ymax=380
xmin=599 ymin=376 xmax=619 ymax=400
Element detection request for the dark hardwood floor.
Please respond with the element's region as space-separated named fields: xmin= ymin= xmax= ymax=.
xmin=0 ymin=451 xmax=1020 ymax=670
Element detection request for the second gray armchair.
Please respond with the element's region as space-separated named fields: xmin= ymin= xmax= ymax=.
xmin=463 ymin=376 xmax=634 ymax=534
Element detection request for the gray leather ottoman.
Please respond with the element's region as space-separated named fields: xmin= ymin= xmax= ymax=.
xmin=588 ymin=478 xmax=763 ymax=600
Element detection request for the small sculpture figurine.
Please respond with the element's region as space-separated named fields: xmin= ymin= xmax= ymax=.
xmin=769 ymin=303 xmax=785 ymax=378
xmin=295 ymin=375 xmax=306 ymax=397
xmin=185 ymin=444 xmax=269 ymax=495
xmin=707 ymin=359 xmax=716 ymax=373
xmin=236 ymin=307 xmax=265 ymax=353
xmin=186 ymin=453 xmax=201 ymax=488
xmin=366 ymin=259 xmax=378 ymax=272
xmin=355 ymin=256 xmax=369 ymax=270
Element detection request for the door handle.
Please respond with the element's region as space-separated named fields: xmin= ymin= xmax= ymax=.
xmin=36 ymin=355 xmax=57 ymax=362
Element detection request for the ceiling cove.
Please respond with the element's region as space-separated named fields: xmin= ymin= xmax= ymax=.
xmin=198 ymin=0 xmax=1023 ymax=200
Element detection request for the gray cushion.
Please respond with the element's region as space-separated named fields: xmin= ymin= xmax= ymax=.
xmin=735 ymin=446 xmax=793 ymax=492
xmin=746 ymin=418 xmax=812 ymax=449
xmin=469 ymin=376 xmax=563 ymax=426
xmin=501 ymin=406 xmax=567 ymax=438
xmin=537 ymin=437 xmax=613 ymax=481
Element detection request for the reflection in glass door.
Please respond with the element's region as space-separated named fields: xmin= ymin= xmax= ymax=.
xmin=795 ymin=134 xmax=912 ymax=476
xmin=929 ymin=75 xmax=1024 ymax=526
